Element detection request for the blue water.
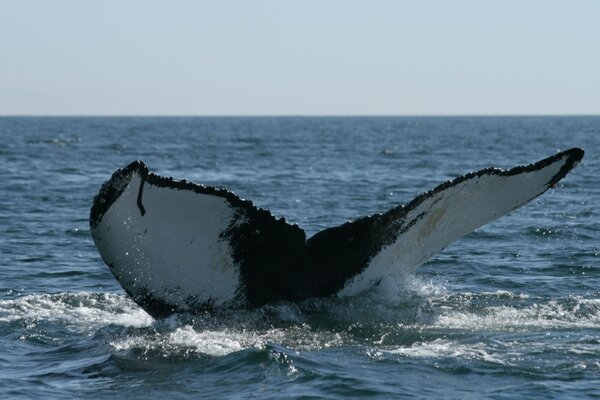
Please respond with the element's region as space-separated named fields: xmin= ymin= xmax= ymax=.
xmin=0 ymin=116 xmax=599 ymax=399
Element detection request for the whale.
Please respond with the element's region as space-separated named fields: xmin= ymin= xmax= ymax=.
xmin=90 ymin=148 xmax=584 ymax=318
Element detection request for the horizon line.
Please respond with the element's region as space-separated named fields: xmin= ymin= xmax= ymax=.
xmin=0 ymin=113 xmax=599 ymax=118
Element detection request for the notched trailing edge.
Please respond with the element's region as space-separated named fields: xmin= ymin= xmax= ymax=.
xmin=90 ymin=148 xmax=583 ymax=237
xmin=89 ymin=159 xmax=301 ymax=233
xmin=397 ymin=147 xmax=584 ymax=222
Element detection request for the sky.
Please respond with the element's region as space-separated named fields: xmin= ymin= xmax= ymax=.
xmin=0 ymin=0 xmax=598 ymax=116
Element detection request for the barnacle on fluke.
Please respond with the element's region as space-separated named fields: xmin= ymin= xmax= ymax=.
xmin=90 ymin=148 xmax=584 ymax=318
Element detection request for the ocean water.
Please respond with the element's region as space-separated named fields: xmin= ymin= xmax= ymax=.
xmin=0 ymin=116 xmax=598 ymax=399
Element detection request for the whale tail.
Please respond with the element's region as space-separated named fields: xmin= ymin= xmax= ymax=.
xmin=90 ymin=148 xmax=584 ymax=318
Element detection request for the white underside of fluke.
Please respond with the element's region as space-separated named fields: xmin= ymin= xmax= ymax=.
xmin=337 ymin=153 xmax=569 ymax=297
xmin=91 ymin=173 xmax=242 ymax=310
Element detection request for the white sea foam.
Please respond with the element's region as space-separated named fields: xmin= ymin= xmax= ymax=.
xmin=385 ymin=339 xmax=511 ymax=365
xmin=0 ymin=292 xmax=153 ymax=329
xmin=358 ymin=275 xmax=600 ymax=331
xmin=432 ymin=297 xmax=600 ymax=331
xmin=3 ymin=288 xmax=599 ymax=360
xmin=109 ymin=324 xmax=288 ymax=357
xmin=383 ymin=333 xmax=600 ymax=368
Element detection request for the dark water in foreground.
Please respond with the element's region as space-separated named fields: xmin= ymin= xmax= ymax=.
xmin=0 ymin=116 xmax=599 ymax=399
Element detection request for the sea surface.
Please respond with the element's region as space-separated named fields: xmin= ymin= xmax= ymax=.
xmin=0 ymin=116 xmax=599 ymax=399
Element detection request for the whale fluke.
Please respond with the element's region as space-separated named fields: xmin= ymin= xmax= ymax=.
xmin=90 ymin=148 xmax=584 ymax=318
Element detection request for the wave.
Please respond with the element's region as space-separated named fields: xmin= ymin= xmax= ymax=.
xmin=2 ymin=281 xmax=599 ymax=358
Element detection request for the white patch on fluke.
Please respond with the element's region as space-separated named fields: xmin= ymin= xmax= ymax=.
xmin=92 ymin=172 xmax=242 ymax=310
xmin=338 ymin=153 xmax=570 ymax=296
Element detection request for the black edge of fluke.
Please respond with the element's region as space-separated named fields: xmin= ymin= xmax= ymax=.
xmin=89 ymin=159 xmax=284 ymax=229
xmin=397 ymin=147 xmax=584 ymax=220
xmin=544 ymin=147 xmax=584 ymax=187
xmin=90 ymin=160 xmax=148 ymax=228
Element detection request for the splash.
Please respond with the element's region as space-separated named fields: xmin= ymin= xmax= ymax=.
xmin=0 ymin=292 xmax=153 ymax=329
xmin=3 ymin=287 xmax=599 ymax=361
